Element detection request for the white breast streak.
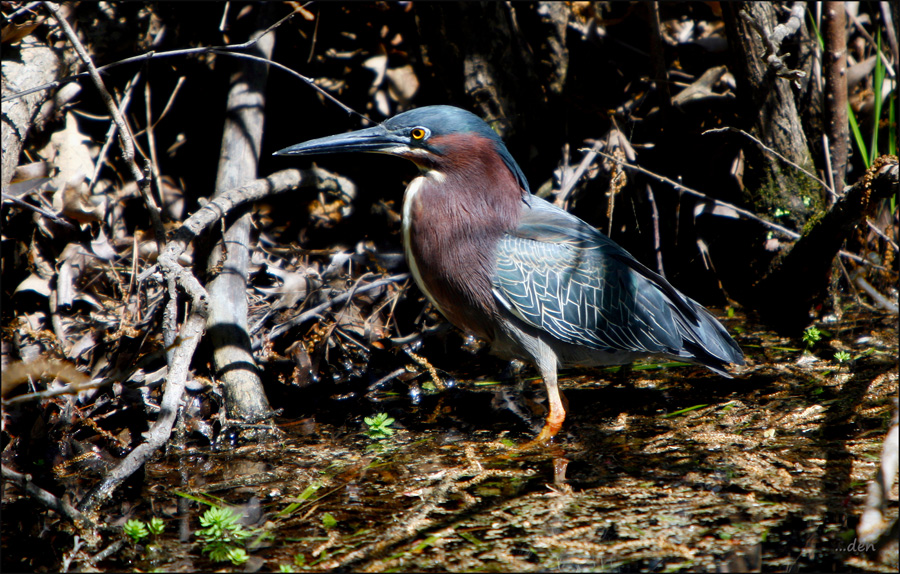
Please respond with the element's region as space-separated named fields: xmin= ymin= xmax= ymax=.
xmin=402 ymin=173 xmax=446 ymax=316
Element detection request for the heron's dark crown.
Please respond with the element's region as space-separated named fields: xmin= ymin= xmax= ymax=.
xmin=383 ymin=106 xmax=500 ymax=142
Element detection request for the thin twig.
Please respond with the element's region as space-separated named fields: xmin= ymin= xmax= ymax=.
xmin=48 ymin=287 xmax=69 ymax=356
xmin=60 ymin=535 xmax=84 ymax=573
xmin=367 ymin=368 xmax=408 ymax=391
xmin=3 ymin=6 xmax=365 ymax=124
xmin=703 ymin=126 xmax=831 ymax=191
xmin=2 ymin=379 xmax=105 ymax=405
xmin=595 ymin=149 xmax=799 ymax=237
xmin=132 ymin=76 xmax=186 ymax=136
xmin=265 ymin=273 xmax=410 ymax=343
xmin=42 ymin=2 xmax=165 ymax=251
xmin=855 ymin=276 xmax=899 ymax=313
xmin=0 ymin=192 xmax=77 ymax=230
xmin=209 ymin=49 xmax=363 ymax=120
xmin=866 ymin=219 xmax=900 ymax=251
xmin=880 ymin=2 xmax=900 ymax=78
xmin=7 ymin=1 xmax=41 ymax=20
xmin=846 ymin=4 xmax=897 ymax=78
xmin=43 ymin=3 xmax=140 ymax=183
xmin=596 ymin=150 xmax=893 ymax=271
xmin=86 ymin=540 xmax=126 ymax=567
xmin=823 ymin=133 xmax=837 ymax=201
xmin=556 ymin=139 xmax=602 ymax=206
xmin=645 ymin=183 xmax=665 ymax=277
xmin=143 ymin=78 xmax=165 ymax=216
xmin=88 ymin=69 xmax=141 ymax=193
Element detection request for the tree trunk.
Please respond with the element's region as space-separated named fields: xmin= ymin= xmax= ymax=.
xmin=822 ymin=1 xmax=849 ymax=192
xmin=722 ymin=2 xmax=821 ymax=230
xmin=1 ymin=38 xmax=73 ymax=187
xmin=205 ymin=7 xmax=276 ymax=427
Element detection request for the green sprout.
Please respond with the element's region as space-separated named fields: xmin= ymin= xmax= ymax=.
xmin=123 ymin=519 xmax=150 ymax=543
xmin=147 ymin=517 xmax=165 ymax=536
xmin=834 ymin=350 xmax=852 ymax=364
xmin=222 ymin=547 xmax=249 ymax=566
xmin=279 ymin=553 xmax=307 ymax=572
xmin=802 ymin=326 xmax=822 ymax=347
xmin=197 ymin=506 xmax=253 ymax=565
xmin=321 ymin=513 xmax=338 ymax=530
xmin=363 ymin=413 xmax=395 ymax=440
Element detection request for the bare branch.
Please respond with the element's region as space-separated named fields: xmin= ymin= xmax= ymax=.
xmin=4 ymin=7 xmax=366 ymax=123
xmin=703 ymin=126 xmax=831 ymax=190
xmin=597 ymin=150 xmax=897 ymax=271
xmin=2 ymin=464 xmax=96 ymax=529
xmin=739 ymin=2 xmax=808 ymax=82
xmin=823 ymin=1 xmax=849 ymax=191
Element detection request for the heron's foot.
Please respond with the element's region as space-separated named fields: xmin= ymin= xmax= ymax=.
xmin=514 ymin=413 xmax=565 ymax=450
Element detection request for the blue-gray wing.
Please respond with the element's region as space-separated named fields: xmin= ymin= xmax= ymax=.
xmin=492 ymin=196 xmax=744 ymax=371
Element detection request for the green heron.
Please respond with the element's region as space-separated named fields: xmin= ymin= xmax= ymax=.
xmin=276 ymin=105 xmax=744 ymax=441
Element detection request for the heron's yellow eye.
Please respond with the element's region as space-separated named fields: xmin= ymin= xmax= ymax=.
xmin=411 ymin=128 xmax=426 ymax=140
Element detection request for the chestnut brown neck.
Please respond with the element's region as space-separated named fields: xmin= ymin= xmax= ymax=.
xmin=402 ymin=134 xmax=525 ymax=340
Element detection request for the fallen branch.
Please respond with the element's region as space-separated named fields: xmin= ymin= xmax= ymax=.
xmin=2 ymin=464 xmax=96 ymax=530
xmin=754 ymin=155 xmax=899 ymax=329
xmin=76 ymin=168 xmax=337 ymax=512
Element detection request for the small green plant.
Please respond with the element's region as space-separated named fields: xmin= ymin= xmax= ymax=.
xmin=363 ymin=413 xmax=395 ymax=440
xmin=279 ymin=554 xmax=307 ymax=573
xmin=147 ymin=516 xmax=165 ymax=536
xmin=222 ymin=547 xmax=249 ymax=566
xmin=321 ymin=513 xmax=338 ymax=530
xmin=802 ymin=326 xmax=822 ymax=347
xmin=123 ymin=518 xmax=150 ymax=543
xmin=834 ymin=350 xmax=852 ymax=364
xmin=196 ymin=506 xmax=253 ymax=565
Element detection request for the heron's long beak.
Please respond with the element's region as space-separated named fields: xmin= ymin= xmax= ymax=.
xmin=274 ymin=125 xmax=407 ymax=157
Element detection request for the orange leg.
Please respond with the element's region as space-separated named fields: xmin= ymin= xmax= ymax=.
xmin=534 ymin=367 xmax=566 ymax=442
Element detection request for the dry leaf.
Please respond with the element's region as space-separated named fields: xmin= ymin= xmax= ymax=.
xmin=14 ymin=274 xmax=52 ymax=298
xmin=1 ymin=358 xmax=90 ymax=398
xmin=60 ymin=179 xmax=105 ymax=224
xmin=40 ymin=112 xmax=95 ymax=190
xmin=1 ymin=21 xmax=41 ymax=45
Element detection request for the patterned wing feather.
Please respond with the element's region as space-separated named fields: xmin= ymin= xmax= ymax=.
xmin=492 ymin=196 xmax=744 ymax=369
